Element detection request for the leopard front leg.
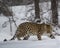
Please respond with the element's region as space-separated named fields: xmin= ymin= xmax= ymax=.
xmin=49 ymin=34 xmax=55 ymax=39
xmin=37 ymin=32 xmax=41 ymax=40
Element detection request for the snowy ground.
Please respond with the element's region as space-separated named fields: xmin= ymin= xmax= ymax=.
xmin=0 ymin=2 xmax=60 ymax=48
xmin=0 ymin=36 xmax=60 ymax=48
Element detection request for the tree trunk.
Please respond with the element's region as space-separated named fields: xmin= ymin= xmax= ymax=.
xmin=51 ymin=0 xmax=58 ymax=26
xmin=34 ymin=0 xmax=40 ymax=22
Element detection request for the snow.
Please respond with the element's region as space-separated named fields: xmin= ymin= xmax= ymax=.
xmin=0 ymin=36 xmax=60 ymax=48
xmin=0 ymin=2 xmax=60 ymax=48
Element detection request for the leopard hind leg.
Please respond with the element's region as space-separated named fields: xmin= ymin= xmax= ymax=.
xmin=23 ymin=35 xmax=30 ymax=40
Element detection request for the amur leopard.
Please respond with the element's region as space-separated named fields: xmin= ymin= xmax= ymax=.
xmin=4 ymin=22 xmax=55 ymax=41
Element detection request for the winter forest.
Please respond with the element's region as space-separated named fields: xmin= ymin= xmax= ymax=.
xmin=0 ymin=0 xmax=60 ymax=48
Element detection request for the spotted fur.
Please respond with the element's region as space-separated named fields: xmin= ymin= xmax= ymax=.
xmin=8 ymin=22 xmax=55 ymax=41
